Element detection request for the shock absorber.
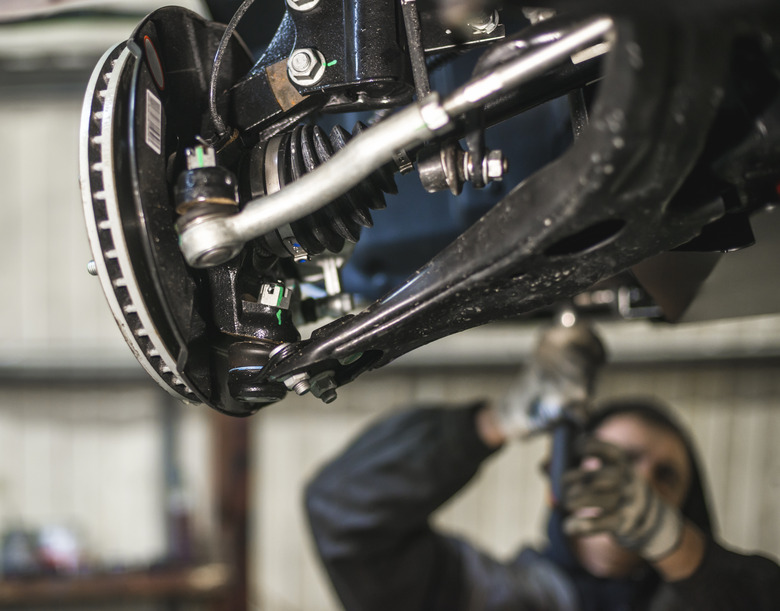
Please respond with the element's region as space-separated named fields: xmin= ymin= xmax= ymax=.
xmin=244 ymin=122 xmax=399 ymax=261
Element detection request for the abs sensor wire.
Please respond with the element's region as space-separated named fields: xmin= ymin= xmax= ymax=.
xmin=208 ymin=0 xmax=258 ymax=139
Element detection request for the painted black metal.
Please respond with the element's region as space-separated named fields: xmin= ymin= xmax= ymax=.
xmin=287 ymin=0 xmax=412 ymax=102
xmin=118 ymin=7 xmax=278 ymax=415
xmin=262 ymin=16 xmax=743 ymax=386
xmin=474 ymin=16 xmax=605 ymax=127
xmin=206 ymin=261 xmax=299 ymax=345
xmin=226 ymin=0 xmax=415 ymax=132
xmin=227 ymin=341 xmax=288 ymax=404
xmin=401 ymin=0 xmax=433 ymax=99
xmin=206 ymin=258 xmax=300 ymax=409
xmin=418 ymin=6 xmax=506 ymax=53
xmin=87 ymin=1 xmax=780 ymax=413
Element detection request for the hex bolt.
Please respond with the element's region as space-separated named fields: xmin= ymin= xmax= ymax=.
xmin=319 ymin=389 xmax=338 ymax=404
xmin=469 ymin=10 xmax=500 ymax=34
xmin=286 ymin=0 xmax=320 ymax=12
xmin=283 ymin=372 xmax=311 ymax=395
xmin=287 ymin=48 xmax=326 ymax=87
xmin=309 ymin=371 xmax=338 ymax=404
xmin=292 ymin=379 xmax=311 ymax=395
xmin=291 ymin=52 xmax=312 ymax=73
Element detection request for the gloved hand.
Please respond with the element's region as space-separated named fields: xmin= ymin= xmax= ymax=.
xmin=493 ymin=323 xmax=606 ymax=439
xmin=562 ymin=437 xmax=684 ymax=562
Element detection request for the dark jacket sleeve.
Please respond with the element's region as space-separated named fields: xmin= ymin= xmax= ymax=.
xmin=304 ymin=404 xmax=507 ymax=611
xmin=664 ymin=537 xmax=780 ymax=610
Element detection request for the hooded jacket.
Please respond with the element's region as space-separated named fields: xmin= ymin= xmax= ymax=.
xmin=305 ymin=402 xmax=780 ymax=610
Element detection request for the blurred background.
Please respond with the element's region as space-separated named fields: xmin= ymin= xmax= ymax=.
xmin=0 ymin=1 xmax=779 ymax=609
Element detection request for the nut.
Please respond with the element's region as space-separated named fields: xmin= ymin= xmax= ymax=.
xmin=469 ymin=10 xmax=500 ymax=34
xmin=310 ymin=371 xmax=338 ymax=404
xmin=287 ymin=48 xmax=326 ymax=87
xmin=462 ymin=149 xmax=507 ymax=187
xmin=484 ymin=150 xmax=508 ymax=181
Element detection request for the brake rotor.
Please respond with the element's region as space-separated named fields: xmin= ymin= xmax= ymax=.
xmin=80 ymin=7 xmax=254 ymax=413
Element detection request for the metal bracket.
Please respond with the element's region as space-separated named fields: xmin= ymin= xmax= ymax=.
xmin=263 ymin=17 xmax=734 ymax=388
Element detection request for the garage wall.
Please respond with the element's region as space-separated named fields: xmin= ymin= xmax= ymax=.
xmin=251 ymin=360 xmax=780 ymax=611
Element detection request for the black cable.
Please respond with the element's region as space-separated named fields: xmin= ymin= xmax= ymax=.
xmin=425 ymin=50 xmax=464 ymax=74
xmin=209 ymin=0 xmax=257 ymax=138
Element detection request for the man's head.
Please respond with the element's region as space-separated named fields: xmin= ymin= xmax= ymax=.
xmin=565 ymin=398 xmax=711 ymax=578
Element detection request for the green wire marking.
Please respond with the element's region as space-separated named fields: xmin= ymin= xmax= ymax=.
xmin=276 ymin=286 xmax=284 ymax=325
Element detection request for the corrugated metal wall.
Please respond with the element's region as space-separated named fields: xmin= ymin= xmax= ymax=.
xmin=0 ymin=78 xmax=216 ymax=585
xmin=0 ymin=384 xmax=166 ymax=566
xmin=0 ymin=87 xmax=141 ymax=372
xmin=252 ymin=362 xmax=780 ymax=611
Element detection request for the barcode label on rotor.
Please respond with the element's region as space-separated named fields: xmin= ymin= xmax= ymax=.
xmin=145 ymin=89 xmax=162 ymax=154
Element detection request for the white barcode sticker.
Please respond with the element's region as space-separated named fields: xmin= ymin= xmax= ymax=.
xmin=145 ymin=89 xmax=162 ymax=154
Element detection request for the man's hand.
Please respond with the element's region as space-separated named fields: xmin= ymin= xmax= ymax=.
xmin=562 ymin=438 xmax=685 ymax=562
xmin=491 ymin=323 xmax=606 ymax=440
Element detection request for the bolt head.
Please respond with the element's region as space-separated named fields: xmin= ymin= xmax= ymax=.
xmin=309 ymin=371 xmax=338 ymax=402
xmin=291 ymin=53 xmax=312 ymax=73
xmin=469 ymin=10 xmax=500 ymax=34
xmin=287 ymin=48 xmax=326 ymax=86
xmin=319 ymin=389 xmax=338 ymax=404
xmin=283 ymin=372 xmax=311 ymax=394
xmin=293 ymin=380 xmax=311 ymax=395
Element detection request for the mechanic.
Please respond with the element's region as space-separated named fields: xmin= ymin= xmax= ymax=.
xmin=305 ymin=324 xmax=780 ymax=610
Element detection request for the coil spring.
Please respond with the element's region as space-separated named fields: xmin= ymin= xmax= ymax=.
xmin=253 ymin=122 xmax=398 ymax=258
